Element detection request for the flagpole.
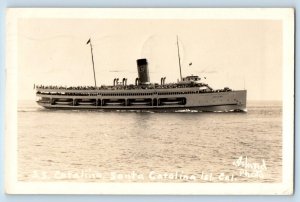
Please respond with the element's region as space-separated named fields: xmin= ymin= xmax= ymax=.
xmin=87 ymin=38 xmax=97 ymax=87
xmin=176 ymin=35 xmax=183 ymax=81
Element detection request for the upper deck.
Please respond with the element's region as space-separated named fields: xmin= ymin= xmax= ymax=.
xmin=35 ymin=82 xmax=232 ymax=97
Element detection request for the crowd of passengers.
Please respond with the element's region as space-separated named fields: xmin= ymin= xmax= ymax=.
xmin=35 ymin=83 xmax=205 ymax=90
xmin=36 ymin=88 xmax=231 ymax=96
xmin=36 ymin=85 xmax=100 ymax=90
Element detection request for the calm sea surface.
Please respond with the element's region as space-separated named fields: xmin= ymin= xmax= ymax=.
xmin=18 ymin=101 xmax=282 ymax=183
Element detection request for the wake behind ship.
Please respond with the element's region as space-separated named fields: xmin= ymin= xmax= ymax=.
xmin=35 ymin=38 xmax=247 ymax=112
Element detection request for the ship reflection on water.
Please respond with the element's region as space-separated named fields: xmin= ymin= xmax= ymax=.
xmin=18 ymin=101 xmax=281 ymax=183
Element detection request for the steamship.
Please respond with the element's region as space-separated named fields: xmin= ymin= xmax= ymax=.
xmin=35 ymin=38 xmax=247 ymax=112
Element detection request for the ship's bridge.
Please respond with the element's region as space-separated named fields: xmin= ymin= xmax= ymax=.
xmin=182 ymin=75 xmax=201 ymax=82
xmin=177 ymin=75 xmax=201 ymax=85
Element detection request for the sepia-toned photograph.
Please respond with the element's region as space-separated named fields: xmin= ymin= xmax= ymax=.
xmin=5 ymin=8 xmax=294 ymax=194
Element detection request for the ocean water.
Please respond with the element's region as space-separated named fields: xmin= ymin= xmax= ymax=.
xmin=17 ymin=100 xmax=282 ymax=183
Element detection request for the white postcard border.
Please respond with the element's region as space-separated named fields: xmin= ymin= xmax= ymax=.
xmin=5 ymin=8 xmax=294 ymax=195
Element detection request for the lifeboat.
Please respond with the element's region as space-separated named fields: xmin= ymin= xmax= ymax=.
xmin=77 ymin=101 xmax=95 ymax=105
xmin=57 ymin=98 xmax=70 ymax=101
xmin=55 ymin=101 xmax=72 ymax=105
xmin=161 ymin=101 xmax=181 ymax=105
xmin=130 ymin=102 xmax=150 ymax=105
xmin=105 ymin=102 xmax=123 ymax=106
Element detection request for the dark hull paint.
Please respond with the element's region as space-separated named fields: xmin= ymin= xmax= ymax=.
xmin=39 ymin=104 xmax=246 ymax=112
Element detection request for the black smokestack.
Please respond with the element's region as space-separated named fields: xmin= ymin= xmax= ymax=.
xmin=136 ymin=58 xmax=150 ymax=84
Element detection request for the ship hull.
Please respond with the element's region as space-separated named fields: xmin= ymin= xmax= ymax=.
xmin=36 ymin=89 xmax=247 ymax=112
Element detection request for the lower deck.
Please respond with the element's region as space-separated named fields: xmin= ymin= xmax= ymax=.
xmin=36 ymin=90 xmax=247 ymax=112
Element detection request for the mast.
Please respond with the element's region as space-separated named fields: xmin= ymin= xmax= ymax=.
xmin=176 ymin=35 xmax=183 ymax=81
xmin=87 ymin=38 xmax=97 ymax=87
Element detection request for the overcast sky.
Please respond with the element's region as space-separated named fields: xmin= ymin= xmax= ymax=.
xmin=17 ymin=18 xmax=282 ymax=101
